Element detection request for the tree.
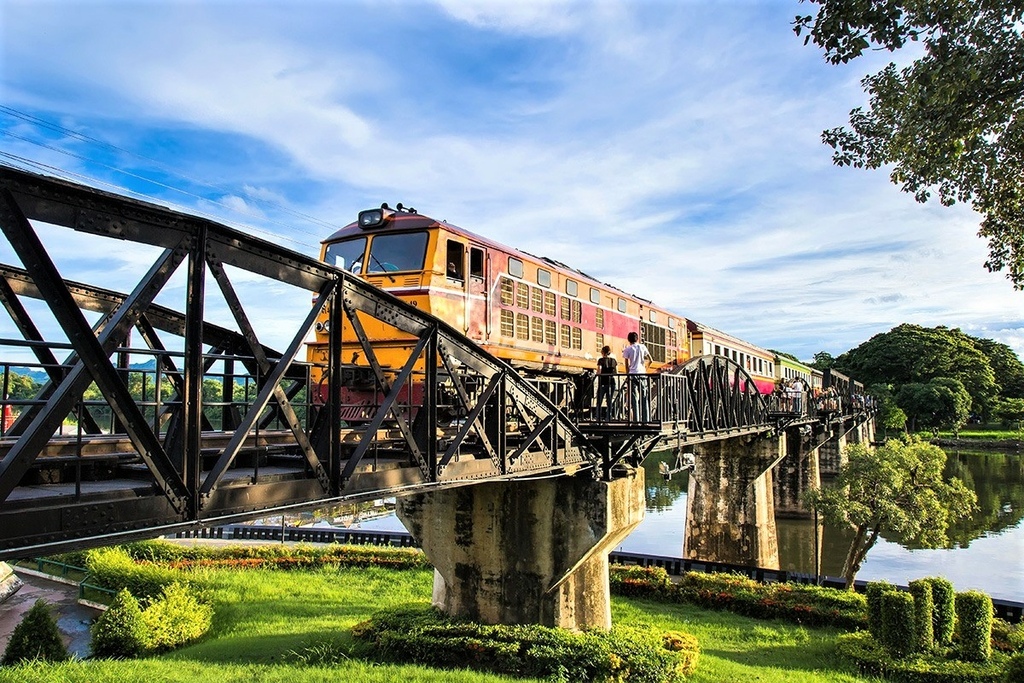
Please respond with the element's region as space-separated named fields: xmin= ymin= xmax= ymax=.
xmin=835 ymin=324 xmax=997 ymax=416
xmin=868 ymin=383 xmax=908 ymax=436
xmin=795 ymin=1 xmax=1024 ymax=287
xmin=810 ymin=351 xmax=835 ymax=371
xmin=896 ymin=377 xmax=972 ymax=432
xmin=807 ymin=439 xmax=976 ymax=588
xmin=1 ymin=599 xmax=69 ymax=664
xmin=974 ymin=337 xmax=1024 ymax=398
xmin=993 ymin=396 xmax=1024 ymax=427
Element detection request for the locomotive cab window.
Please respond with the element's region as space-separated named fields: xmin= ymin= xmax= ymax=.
xmin=366 ymin=231 xmax=429 ymax=274
xmin=446 ymin=240 xmax=464 ymax=280
xmin=470 ymin=247 xmax=484 ymax=280
xmin=324 ymin=236 xmax=367 ymax=273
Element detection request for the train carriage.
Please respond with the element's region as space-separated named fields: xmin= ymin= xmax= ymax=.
xmin=686 ymin=321 xmax=776 ymax=393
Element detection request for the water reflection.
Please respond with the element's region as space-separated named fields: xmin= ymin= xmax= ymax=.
xmin=617 ymin=447 xmax=1024 ymax=601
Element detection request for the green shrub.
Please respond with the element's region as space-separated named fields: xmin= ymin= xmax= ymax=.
xmin=926 ymin=577 xmax=956 ymax=646
xmin=956 ymin=590 xmax=993 ymax=662
xmin=837 ymin=631 xmax=1007 ymax=682
xmin=140 ymin=582 xmax=213 ymax=653
xmin=879 ymin=591 xmax=917 ymax=658
xmin=91 ymin=589 xmax=148 ymax=659
xmin=353 ymin=606 xmax=696 ymax=682
xmin=85 ymin=547 xmax=180 ymax=604
xmin=661 ymin=631 xmax=700 ymax=676
xmin=1005 ymin=652 xmax=1024 ymax=683
xmin=992 ymin=619 xmax=1024 ymax=654
xmin=866 ymin=581 xmax=898 ymax=640
xmin=608 ymin=565 xmax=672 ymax=599
xmin=910 ymin=579 xmax=935 ymax=653
xmin=0 ymin=600 xmax=69 ymax=665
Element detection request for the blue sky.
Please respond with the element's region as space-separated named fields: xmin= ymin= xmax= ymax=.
xmin=1 ymin=0 xmax=1022 ymax=362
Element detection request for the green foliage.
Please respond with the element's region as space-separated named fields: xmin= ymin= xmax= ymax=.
xmin=119 ymin=539 xmax=429 ymax=571
xmin=85 ymin=547 xmax=181 ymax=604
xmin=994 ymin=398 xmax=1024 ymax=427
xmin=909 ymin=579 xmax=935 ymax=653
xmin=615 ymin=569 xmax=868 ymax=630
xmin=807 ymin=439 xmax=977 ymax=586
xmin=866 ymin=581 xmax=898 ymax=641
xmin=992 ymin=618 xmax=1024 ymax=654
xmin=975 ymin=339 xmax=1024 ymax=399
xmin=352 ymin=606 xmax=698 ymax=682
xmin=955 ymin=590 xmax=993 ymax=662
xmin=1 ymin=600 xmax=69 ymax=665
xmin=795 ymin=2 xmax=1024 ymax=288
xmin=91 ymin=589 xmax=148 ymax=659
xmin=837 ymin=630 xmax=1008 ymax=682
xmin=879 ymin=591 xmax=917 ymax=658
xmin=140 ymin=582 xmax=213 ymax=653
xmin=1006 ymin=652 xmax=1024 ymax=682
xmin=810 ymin=351 xmax=834 ymax=371
xmin=926 ymin=577 xmax=956 ymax=647
xmin=897 ymin=377 xmax=972 ymax=432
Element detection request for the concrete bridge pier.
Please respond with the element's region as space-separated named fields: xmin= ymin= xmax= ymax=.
xmin=818 ymin=426 xmax=849 ymax=478
xmin=396 ymin=469 xmax=645 ymax=631
xmin=683 ymin=434 xmax=782 ymax=569
xmin=773 ymin=428 xmax=823 ymax=519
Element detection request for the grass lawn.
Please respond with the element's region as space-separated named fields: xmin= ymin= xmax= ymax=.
xmin=0 ymin=565 xmax=879 ymax=682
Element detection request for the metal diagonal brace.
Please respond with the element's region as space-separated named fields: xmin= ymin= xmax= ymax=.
xmin=199 ymin=278 xmax=337 ymax=501
xmin=341 ymin=332 xmax=431 ymax=481
xmin=0 ymin=189 xmax=190 ymax=509
xmin=206 ymin=254 xmax=325 ymax=483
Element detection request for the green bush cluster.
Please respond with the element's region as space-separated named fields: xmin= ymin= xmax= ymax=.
xmin=609 ymin=566 xmax=868 ymax=630
xmin=1005 ymin=653 xmax=1024 ymax=683
xmin=866 ymin=581 xmax=898 ymax=641
xmin=91 ymin=583 xmax=213 ymax=658
xmin=992 ymin=618 xmax=1024 ymax=654
xmin=119 ymin=539 xmax=429 ymax=570
xmin=909 ymin=580 xmax=934 ymax=653
xmin=0 ymin=600 xmax=69 ymax=665
xmin=351 ymin=606 xmax=699 ymax=682
xmin=91 ymin=589 xmax=148 ymax=659
xmin=878 ymin=591 xmax=916 ymax=658
xmin=837 ymin=631 xmax=1007 ymax=683
xmin=85 ymin=547 xmax=182 ymax=604
xmin=928 ymin=577 xmax=956 ymax=647
xmin=956 ymin=590 xmax=994 ymax=663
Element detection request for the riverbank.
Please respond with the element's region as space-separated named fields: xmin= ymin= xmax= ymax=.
xmin=931 ymin=437 xmax=1022 ymax=451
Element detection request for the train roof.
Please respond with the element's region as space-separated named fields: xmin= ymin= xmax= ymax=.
xmin=325 ymin=206 xmax=657 ymax=307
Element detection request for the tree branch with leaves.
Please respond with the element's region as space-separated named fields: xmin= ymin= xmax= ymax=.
xmin=795 ymin=0 xmax=1024 ymax=287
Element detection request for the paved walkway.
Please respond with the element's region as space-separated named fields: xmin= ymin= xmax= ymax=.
xmin=0 ymin=570 xmax=100 ymax=659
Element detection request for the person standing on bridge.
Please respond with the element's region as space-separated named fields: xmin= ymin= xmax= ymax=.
xmin=622 ymin=332 xmax=652 ymax=422
xmin=595 ymin=345 xmax=618 ymax=421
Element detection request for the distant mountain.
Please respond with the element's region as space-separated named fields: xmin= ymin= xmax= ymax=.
xmin=11 ymin=359 xmax=159 ymax=386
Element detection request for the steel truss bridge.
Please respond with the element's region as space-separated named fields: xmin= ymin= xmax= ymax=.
xmin=0 ymin=166 xmax=869 ymax=559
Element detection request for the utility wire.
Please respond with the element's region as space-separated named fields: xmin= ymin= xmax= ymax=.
xmin=0 ymin=105 xmax=352 ymax=249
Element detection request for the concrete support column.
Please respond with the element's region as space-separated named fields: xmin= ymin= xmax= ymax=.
xmin=683 ymin=435 xmax=781 ymax=569
xmin=818 ymin=427 xmax=849 ymax=478
xmin=397 ymin=470 xmax=645 ymax=631
xmin=773 ymin=428 xmax=821 ymax=519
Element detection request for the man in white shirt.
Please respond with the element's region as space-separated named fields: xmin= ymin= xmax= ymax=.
xmin=622 ymin=331 xmax=652 ymax=422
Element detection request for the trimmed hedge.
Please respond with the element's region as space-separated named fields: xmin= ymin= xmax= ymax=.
xmin=141 ymin=582 xmax=213 ymax=653
xmin=926 ymin=577 xmax=956 ymax=647
xmin=837 ymin=631 xmax=1008 ymax=683
xmin=91 ymin=589 xmax=148 ymax=659
xmin=879 ymin=591 xmax=917 ymax=658
xmin=867 ymin=581 xmax=899 ymax=641
xmin=1006 ymin=652 xmax=1024 ymax=682
xmin=609 ymin=566 xmax=868 ymax=630
xmin=350 ymin=606 xmax=699 ymax=682
xmin=909 ymin=579 xmax=935 ymax=654
xmin=957 ymin=590 xmax=994 ymax=662
xmin=120 ymin=539 xmax=430 ymax=571
xmin=1 ymin=600 xmax=69 ymax=665
xmin=85 ymin=547 xmax=182 ymax=605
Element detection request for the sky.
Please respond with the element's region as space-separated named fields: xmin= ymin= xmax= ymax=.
xmin=1 ymin=0 xmax=1022 ymax=364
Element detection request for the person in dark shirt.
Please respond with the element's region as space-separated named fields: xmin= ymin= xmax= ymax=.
xmin=595 ymin=345 xmax=618 ymax=421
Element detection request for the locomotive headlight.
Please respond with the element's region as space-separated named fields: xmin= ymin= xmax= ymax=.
xmin=315 ymin=320 xmax=330 ymax=333
xmin=358 ymin=209 xmax=383 ymax=228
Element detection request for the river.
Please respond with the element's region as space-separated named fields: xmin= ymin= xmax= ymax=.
xmin=349 ymin=447 xmax=1023 ymax=602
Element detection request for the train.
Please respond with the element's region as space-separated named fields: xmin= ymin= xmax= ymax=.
xmin=305 ymin=203 xmax=823 ymax=409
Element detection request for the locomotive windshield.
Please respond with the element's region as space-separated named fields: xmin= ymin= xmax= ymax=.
xmin=324 ymin=237 xmax=367 ymax=272
xmin=323 ymin=231 xmax=428 ymax=274
xmin=365 ymin=231 xmax=429 ymax=273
